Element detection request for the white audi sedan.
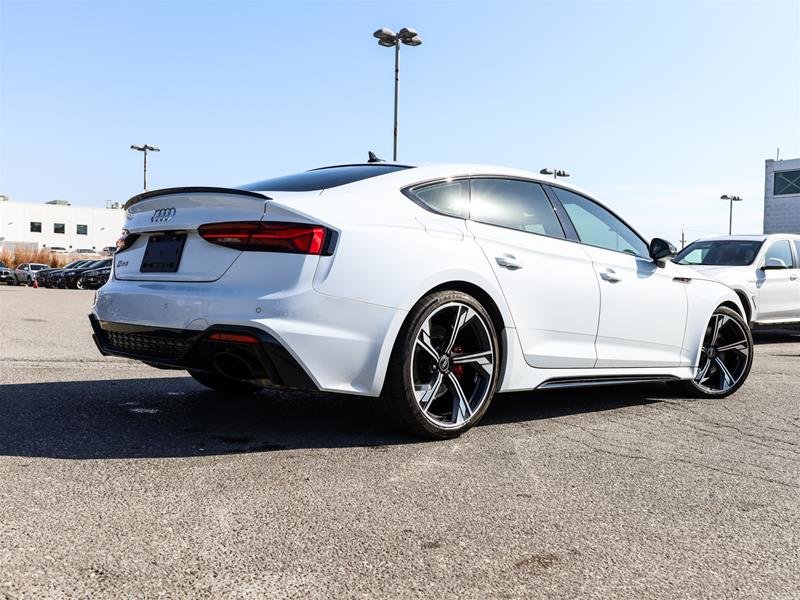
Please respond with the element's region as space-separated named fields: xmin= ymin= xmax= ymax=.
xmin=674 ymin=234 xmax=800 ymax=326
xmin=91 ymin=163 xmax=753 ymax=438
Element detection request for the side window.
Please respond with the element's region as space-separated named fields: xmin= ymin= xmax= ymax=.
xmin=469 ymin=178 xmax=564 ymax=238
xmin=552 ymin=187 xmax=649 ymax=257
xmin=406 ymin=180 xmax=468 ymax=218
xmin=794 ymin=241 xmax=800 ymax=265
xmin=764 ymin=240 xmax=795 ymax=268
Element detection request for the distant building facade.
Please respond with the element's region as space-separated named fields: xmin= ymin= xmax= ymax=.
xmin=764 ymin=158 xmax=800 ymax=234
xmin=0 ymin=198 xmax=125 ymax=252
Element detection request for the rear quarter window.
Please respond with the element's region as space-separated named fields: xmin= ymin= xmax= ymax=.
xmin=404 ymin=180 xmax=469 ymax=218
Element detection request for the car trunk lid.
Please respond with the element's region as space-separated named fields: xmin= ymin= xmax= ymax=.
xmin=115 ymin=188 xmax=270 ymax=282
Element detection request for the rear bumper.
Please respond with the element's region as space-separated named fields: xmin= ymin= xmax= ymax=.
xmin=89 ymin=315 xmax=316 ymax=390
xmin=91 ymin=279 xmax=407 ymax=395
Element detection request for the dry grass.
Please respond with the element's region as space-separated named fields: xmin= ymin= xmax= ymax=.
xmin=0 ymin=247 xmax=72 ymax=269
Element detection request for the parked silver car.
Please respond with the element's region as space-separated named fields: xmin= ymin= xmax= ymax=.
xmin=13 ymin=263 xmax=50 ymax=286
xmin=0 ymin=261 xmax=15 ymax=285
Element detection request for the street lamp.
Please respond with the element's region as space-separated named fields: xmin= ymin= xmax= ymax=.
xmin=130 ymin=144 xmax=160 ymax=191
xmin=373 ymin=26 xmax=423 ymax=161
xmin=540 ymin=168 xmax=570 ymax=179
xmin=720 ymin=194 xmax=743 ymax=235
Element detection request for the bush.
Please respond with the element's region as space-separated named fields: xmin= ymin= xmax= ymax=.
xmin=0 ymin=247 xmax=72 ymax=269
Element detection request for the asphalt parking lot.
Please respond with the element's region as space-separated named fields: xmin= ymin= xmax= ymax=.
xmin=0 ymin=286 xmax=798 ymax=599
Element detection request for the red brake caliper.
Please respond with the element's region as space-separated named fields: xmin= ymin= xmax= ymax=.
xmin=452 ymin=345 xmax=465 ymax=377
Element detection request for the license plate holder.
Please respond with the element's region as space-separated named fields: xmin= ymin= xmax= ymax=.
xmin=140 ymin=233 xmax=187 ymax=273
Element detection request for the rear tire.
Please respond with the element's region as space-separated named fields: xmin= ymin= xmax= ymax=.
xmin=381 ymin=290 xmax=501 ymax=439
xmin=673 ymin=306 xmax=753 ymax=398
xmin=188 ymin=370 xmax=262 ymax=395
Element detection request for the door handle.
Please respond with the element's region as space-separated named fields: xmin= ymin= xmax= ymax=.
xmin=495 ymin=254 xmax=524 ymax=270
xmin=599 ymin=268 xmax=621 ymax=283
xmin=790 ymin=274 xmax=799 ymax=281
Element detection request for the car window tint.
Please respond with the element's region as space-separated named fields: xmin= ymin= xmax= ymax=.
xmin=764 ymin=240 xmax=794 ymax=268
xmin=469 ymin=178 xmax=564 ymax=238
xmin=553 ymin=188 xmax=649 ymax=257
xmin=409 ymin=180 xmax=469 ymax=218
xmin=795 ymin=241 xmax=800 ymax=264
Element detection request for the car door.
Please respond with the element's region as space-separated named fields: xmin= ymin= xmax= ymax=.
xmin=464 ymin=177 xmax=600 ymax=368
xmin=549 ymin=186 xmax=687 ymax=368
xmin=756 ymin=239 xmax=799 ymax=321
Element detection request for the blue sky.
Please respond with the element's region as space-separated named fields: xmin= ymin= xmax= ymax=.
xmin=1 ymin=0 xmax=798 ymax=244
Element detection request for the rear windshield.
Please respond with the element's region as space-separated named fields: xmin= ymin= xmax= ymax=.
xmin=239 ymin=164 xmax=411 ymax=192
xmin=675 ymin=240 xmax=764 ymax=266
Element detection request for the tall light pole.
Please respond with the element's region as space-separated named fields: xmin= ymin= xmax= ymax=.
xmin=130 ymin=144 xmax=160 ymax=191
xmin=373 ymin=27 xmax=422 ymax=161
xmin=540 ymin=168 xmax=570 ymax=180
xmin=720 ymin=194 xmax=743 ymax=235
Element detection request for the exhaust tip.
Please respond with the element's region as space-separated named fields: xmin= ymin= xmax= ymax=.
xmin=211 ymin=352 xmax=254 ymax=381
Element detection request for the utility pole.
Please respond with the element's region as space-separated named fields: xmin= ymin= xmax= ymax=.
xmin=130 ymin=144 xmax=160 ymax=191
xmin=720 ymin=194 xmax=743 ymax=235
xmin=373 ymin=27 xmax=423 ymax=161
xmin=539 ymin=168 xmax=570 ymax=180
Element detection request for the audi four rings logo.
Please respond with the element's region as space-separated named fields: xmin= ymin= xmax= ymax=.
xmin=151 ymin=207 xmax=177 ymax=222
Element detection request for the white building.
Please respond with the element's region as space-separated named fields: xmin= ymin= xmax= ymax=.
xmin=0 ymin=197 xmax=125 ymax=253
xmin=764 ymin=157 xmax=800 ymax=234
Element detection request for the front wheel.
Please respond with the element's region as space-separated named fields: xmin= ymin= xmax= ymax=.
xmin=674 ymin=306 xmax=753 ymax=398
xmin=382 ymin=290 xmax=500 ymax=439
xmin=76 ymin=278 xmax=86 ymax=290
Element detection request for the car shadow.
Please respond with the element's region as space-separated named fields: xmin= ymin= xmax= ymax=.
xmin=0 ymin=376 xmax=672 ymax=460
xmin=752 ymin=327 xmax=800 ymax=346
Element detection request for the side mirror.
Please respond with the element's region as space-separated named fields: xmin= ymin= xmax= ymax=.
xmin=649 ymin=237 xmax=677 ymax=264
xmin=762 ymin=257 xmax=788 ymax=270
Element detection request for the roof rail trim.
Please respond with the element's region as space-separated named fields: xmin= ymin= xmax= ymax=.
xmin=307 ymin=163 xmax=415 ymax=172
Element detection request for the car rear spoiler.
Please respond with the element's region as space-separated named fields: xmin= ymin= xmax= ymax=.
xmin=123 ymin=187 xmax=271 ymax=210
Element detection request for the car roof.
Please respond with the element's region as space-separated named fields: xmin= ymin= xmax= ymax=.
xmin=247 ymin=162 xmax=599 ymax=198
xmin=391 ymin=163 xmax=597 ymax=194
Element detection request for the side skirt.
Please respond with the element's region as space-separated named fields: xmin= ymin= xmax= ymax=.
xmin=536 ymin=375 xmax=680 ymax=390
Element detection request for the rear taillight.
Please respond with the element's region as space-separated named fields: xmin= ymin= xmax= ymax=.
xmin=116 ymin=229 xmax=140 ymax=253
xmin=198 ymin=221 xmax=331 ymax=255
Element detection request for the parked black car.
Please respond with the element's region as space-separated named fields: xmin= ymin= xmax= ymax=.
xmin=58 ymin=259 xmax=112 ymax=289
xmin=37 ymin=260 xmax=92 ymax=288
xmin=79 ymin=265 xmax=112 ymax=290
